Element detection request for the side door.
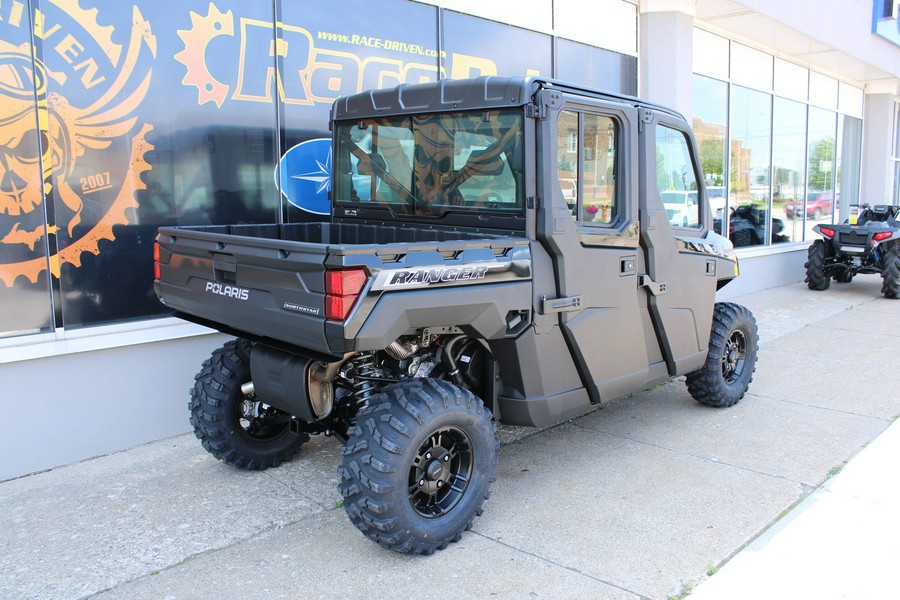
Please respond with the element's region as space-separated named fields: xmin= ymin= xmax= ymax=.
xmin=638 ymin=109 xmax=718 ymax=375
xmin=537 ymin=93 xmax=665 ymax=403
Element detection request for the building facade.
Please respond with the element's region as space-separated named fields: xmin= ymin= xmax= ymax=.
xmin=2 ymin=0 xmax=898 ymax=479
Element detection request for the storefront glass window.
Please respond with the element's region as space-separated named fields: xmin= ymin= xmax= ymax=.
xmin=772 ymin=97 xmax=807 ymax=242
xmin=49 ymin=0 xmax=283 ymax=330
xmin=443 ymin=11 xmax=552 ymax=79
xmin=279 ymin=0 xmax=440 ymax=225
xmin=806 ymin=107 xmax=837 ymax=237
xmin=893 ymin=103 xmax=900 ymax=205
xmin=836 ymin=114 xmax=863 ymax=223
xmin=0 ymin=7 xmax=55 ymax=338
xmin=729 ymin=86 xmax=773 ymax=248
xmin=692 ymin=75 xmax=728 ymax=232
xmin=0 ymin=0 xmax=639 ymax=341
xmin=556 ymin=39 xmax=637 ymax=95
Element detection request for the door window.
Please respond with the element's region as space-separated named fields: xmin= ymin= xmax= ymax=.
xmin=557 ymin=110 xmax=618 ymax=224
xmin=655 ymin=125 xmax=701 ymax=228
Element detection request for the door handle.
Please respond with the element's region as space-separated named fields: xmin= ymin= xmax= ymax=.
xmin=541 ymin=295 xmax=582 ymax=314
xmin=639 ymin=275 xmax=667 ymax=296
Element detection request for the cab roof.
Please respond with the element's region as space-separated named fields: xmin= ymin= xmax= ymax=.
xmin=330 ymin=76 xmax=686 ymax=125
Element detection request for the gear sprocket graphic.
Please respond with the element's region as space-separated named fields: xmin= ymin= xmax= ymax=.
xmin=50 ymin=0 xmax=122 ymax=66
xmin=0 ymin=5 xmax=156 ymax=287
xmin=0 ymin=124 xmax=153 ymax=286
xmin=174 ymin=2 xmax=234 ymax=107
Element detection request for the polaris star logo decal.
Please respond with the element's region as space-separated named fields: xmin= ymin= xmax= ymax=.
xmin=206 ymin=281 xmax=249 ymax=301
xmin=276 ymin=138 xmax=333 ymax=215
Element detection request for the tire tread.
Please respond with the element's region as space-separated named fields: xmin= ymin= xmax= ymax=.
xmin=338 ymin=378 xmax=497 ymax=555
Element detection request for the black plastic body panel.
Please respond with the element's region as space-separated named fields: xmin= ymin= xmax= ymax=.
xmin=155 ymin=222 xmax=530 ymax=356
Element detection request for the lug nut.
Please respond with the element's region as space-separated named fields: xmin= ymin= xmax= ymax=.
xmin=443 ymin=455 xmax=449 ymax=462
xmin=437 ymin=481 xmax=443 ymax=487
xmin=425 ymin=453 xmax=431 ymax=460
xmin=419 ymin=480 xmax=425 ymax=487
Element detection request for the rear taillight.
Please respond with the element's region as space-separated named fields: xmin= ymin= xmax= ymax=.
xmin=819 ymin=227 xmax=836 ymax=238
xmin=153 ymin=242 xmax=160 ymax=280
xmin=873 ymin=232 xmax=893 ymax=242
xmin=325 ymin=267 xmax=368 ymax=321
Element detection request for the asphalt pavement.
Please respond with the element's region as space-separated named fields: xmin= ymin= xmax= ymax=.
xmin=2 ymin=278 xmax=898 ymax=600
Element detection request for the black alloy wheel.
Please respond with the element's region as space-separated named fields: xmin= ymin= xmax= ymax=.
xmin=721 ymin=329 xmax=747 ymax=386
xmin=339 ymin=378 xmax=497 ymax=554
xmin=409 ymin=427 xmax=474 ymax=518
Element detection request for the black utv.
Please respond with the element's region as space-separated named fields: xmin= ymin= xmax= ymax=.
xmin=805 ymin=204 xmax=900 ymax=298
xmin=155 ymin=77 xmax=760 ymax=554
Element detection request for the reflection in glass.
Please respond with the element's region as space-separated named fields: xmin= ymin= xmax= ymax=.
xmin=558 ymin=110 xmax=579 ymax=217
xmin=773 ymin=98 xmax=807 ymax=242
xmin=556 ymin=111 xmax=618 ymax=224
xmin=0 ymin=14 xmax=55 ymax=338
xmin=334 ymin=109 xmax=524 ymax=215
xmin=443 ymin=10 xmax=552 ymax=78
xmin=806 ymin=107 xmax=836 ymax=239
xmin=582 ymin=113 xmax=616 ymax=223
xmin=893 ymin=103 xmax=900 ymax=205
xmin=729 ymin=86 xmax=773 ymax=247
xmin=655 ymin=126 xmax=700 ymax=228
xmin=692 ymin=75 xmax=728 ymax=232
xmin=836 ymin=114 xmax=862 ymax=223
xmin=556 ymin=39 xmax=637 ymax=95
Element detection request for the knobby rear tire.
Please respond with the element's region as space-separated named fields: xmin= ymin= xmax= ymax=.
xmin=882 ymin=246 xmax=900 ymax=299
xmin=339 ymin=378 xmax=497 ymax=554
xmin=189 ymin=339 xmax=307 ymax=470
xmin=805 ymin=239 xmax=831 ymax=290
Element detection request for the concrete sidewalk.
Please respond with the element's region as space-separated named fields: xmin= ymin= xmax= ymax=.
xmin=2 ymin=279 xmax=898 ymax=600
xmin=691 ymin=417 xmax=900 ymax=600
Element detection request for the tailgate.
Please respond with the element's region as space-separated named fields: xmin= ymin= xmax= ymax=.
xmin=154 ymin=224 xmax=337 ymax=356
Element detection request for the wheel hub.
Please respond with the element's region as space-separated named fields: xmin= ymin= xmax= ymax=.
xmin=426 ymin=459 xmax=447 ymax=480
xmin=409 ymin=428 xmax=473 ymax=518
xmin=722 ymin=330 xmax=746 ymax=384
xmin=238 ymin=395 xmax=289 ymax=441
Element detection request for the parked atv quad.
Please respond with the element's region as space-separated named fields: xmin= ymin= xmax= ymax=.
xmin=805 ymin=204 xmax=900 ymax=298
xmin=155 ymin=77 xmax=759 ymax=554
xmin=728 ymin=204 xmax=789 ymax=247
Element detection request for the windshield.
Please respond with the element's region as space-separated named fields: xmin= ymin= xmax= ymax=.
xmin=334 ymin=109 xmax=524 ymax=217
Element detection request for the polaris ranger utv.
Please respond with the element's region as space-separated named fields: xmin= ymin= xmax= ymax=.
xmin=154 ymin=77 xmax=759 ymax=554
xmin=805 ymin=204 xmax=900 ymax=298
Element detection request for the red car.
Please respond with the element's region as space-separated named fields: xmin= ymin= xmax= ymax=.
xmin=785 ymin=191 xmax=834 ymax=220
